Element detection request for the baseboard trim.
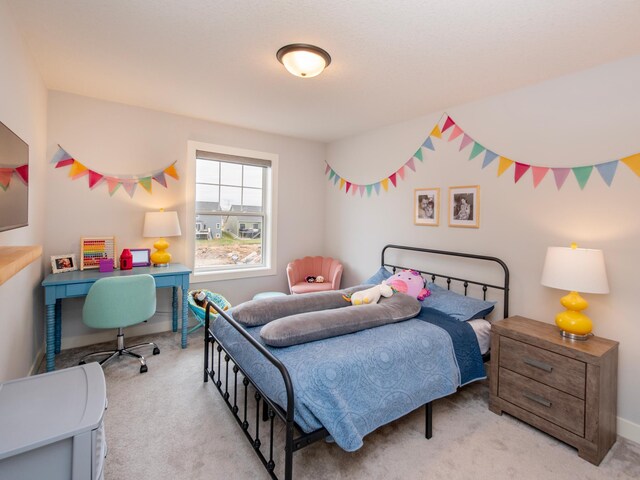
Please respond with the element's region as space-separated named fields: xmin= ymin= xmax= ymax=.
xmin=618 ymin=416 xmax=640 ymax=443
xmin=60 ymin=319 xmax=178 ymax=350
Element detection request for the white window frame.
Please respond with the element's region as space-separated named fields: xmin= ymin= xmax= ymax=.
xmin=186 ymin=141 xmax=278 ymax=283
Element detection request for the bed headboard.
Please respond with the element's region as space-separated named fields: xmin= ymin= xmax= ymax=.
xmin=381 ymin=244 xmax=510 ymax=319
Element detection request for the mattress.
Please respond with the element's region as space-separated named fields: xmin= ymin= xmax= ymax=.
xmin=468 ymin=318 xmax=491 ymax=355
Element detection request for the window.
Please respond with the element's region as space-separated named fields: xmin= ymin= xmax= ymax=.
xmin=187 ymin=142 xmax=278 ymax=281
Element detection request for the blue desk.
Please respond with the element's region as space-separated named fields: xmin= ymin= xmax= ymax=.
xmin=42 ymin=264 xmax=191 ymax=372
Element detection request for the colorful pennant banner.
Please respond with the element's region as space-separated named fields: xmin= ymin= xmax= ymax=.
xmin=325 ymin=113 xmax=640 ymax=196
xmin=0 ymin=164 xmax=28 ymax=191
xmin=50 ymin=146 xmax=179 ymax=198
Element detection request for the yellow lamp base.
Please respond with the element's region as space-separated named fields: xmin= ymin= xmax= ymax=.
xmin=555 ymin=291 xmax=593 ymax=341
xmin=150 ymin=237 xmax=172 ymax=267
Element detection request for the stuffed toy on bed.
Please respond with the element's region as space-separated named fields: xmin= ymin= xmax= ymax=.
xmin=344 ymin=283 xmax=394 ymax=306
xmin=384 ymin=269 xmax=430 ymax=301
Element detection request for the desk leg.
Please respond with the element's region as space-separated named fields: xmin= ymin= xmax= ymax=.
xmin=46 ymin=304 xmax=56 ymax=372
xmin=172 ymin=287 xmax=178 ymax=332
xmin=181 ymin=286 xmax=188 ymax=349
xmin=55 ymin=300 xmax=62 ymax=354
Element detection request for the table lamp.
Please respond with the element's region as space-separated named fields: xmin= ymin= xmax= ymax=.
xmin=540 ymin=243 xmax=609 ymax=340
xmin=143 ymin=209 xmax=182 ymax=267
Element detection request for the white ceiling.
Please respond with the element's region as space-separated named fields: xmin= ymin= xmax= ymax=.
xmin=7 ymin=0 xmax=640 ymax=142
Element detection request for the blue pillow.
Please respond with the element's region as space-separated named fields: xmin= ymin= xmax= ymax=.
xmin=362 ymin=266 xmax=392 ymax=285
xmin=422 ymin=282 xmax=496 ymax=321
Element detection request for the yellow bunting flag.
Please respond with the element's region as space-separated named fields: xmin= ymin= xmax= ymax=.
xmin=430 ymin=124 xmax=442 ymax=139
xmin=339 ymin=178 xmax=346 ymax=190
xmin=497 ymin=157 xmax=514 ymax=177
xmin=164 ymin=163 xmax=179 ymax=180
xmin=621 ymin=153 xmax=640 ymax=177
xmin=69 ymin=161 xmax=88 ymax=178
xmin=381 ymin=178 xmax=389 ymax=192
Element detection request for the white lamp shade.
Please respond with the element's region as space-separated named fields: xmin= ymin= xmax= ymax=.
xmin=143 ymin=211 xmax=182 ymax=238
xmin=541 ymin=246 xmax=609 ymax=294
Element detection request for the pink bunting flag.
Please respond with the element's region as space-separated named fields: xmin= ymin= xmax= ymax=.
xmin=359 ymin=185 xmax=365 ymax=197
xmin=351 ymin=184 xmax=358 ymax=195
xmin=325 ymin=164 xmax=331 ymax=175
xmin=514 ymin=163 xmax=530 ymax=183
xmin=552 ymin=168 xmax=571 ymax=190
xmin=106 ymin=177 xmax=121 ymax=196
xmin=397 ymin=166 xmax=405 ymax=180
xmin=389 ymin=173 xmax=397 ymax=187
xmin=531 ymin=167 xmax=549 ymax=188
xmin=441 ymin=116 xmax=456 ymax=132
xmin=405 ymin=157 xmax=416 ymax=172
xmin=14 ymin=165 xmax=28 ymax=185
xmin=459 ymin=133 xmax=474 ymax=151
xmin=0 ymin=168 xmax=12 ymax=187
xmin=88 ymin=171 xmax=104 ymax=189
xmin=448 ymin=125 xmax=464 ymax=142
xmin=55 ymin=159 xmax=75 ymax=168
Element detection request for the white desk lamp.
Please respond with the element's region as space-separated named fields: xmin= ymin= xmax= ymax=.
xmin=143 ymin=209 xmax=182 ymax=267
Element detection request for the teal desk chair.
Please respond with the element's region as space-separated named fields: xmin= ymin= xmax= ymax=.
xmin=79 ymin=274 xmax=160 ymax=374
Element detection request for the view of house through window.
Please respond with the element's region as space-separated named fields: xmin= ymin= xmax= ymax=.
xmin=194 ymin=151 xmax=269 ymax=271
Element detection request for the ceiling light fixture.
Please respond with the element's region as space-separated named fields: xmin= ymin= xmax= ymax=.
xmin=276 ymin=44 xmax=331 ymax=78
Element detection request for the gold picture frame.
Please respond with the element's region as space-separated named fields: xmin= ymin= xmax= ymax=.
xmin=414 ymin=188 xmax=439 ymax=226
xmin=448 ymin=185 xmax=479 ymax=228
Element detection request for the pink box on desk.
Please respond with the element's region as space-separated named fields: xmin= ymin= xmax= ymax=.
xmin=99 ymin=258 xmax=114 ymax=272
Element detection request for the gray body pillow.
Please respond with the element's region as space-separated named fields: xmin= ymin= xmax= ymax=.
xmin=260 ymin=293 xmax=421 ymax=347
xmin=231 ymin=286 xmax=368 ymax=327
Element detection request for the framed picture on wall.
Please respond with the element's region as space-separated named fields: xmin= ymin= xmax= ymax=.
xmin=414 ymin=188 xmax=439 ymax=226
xmin=51 ymin=254 xmax=78 ymax=274
xmin=449 ymin=185 xmax=479 ymax=228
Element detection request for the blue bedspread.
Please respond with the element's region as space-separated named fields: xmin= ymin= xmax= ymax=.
xmin=212 ymin=307 xmax=485 ymax=452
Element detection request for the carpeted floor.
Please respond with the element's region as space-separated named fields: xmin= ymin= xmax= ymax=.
xmin=45 ymin=331 xmax=640 ymax=480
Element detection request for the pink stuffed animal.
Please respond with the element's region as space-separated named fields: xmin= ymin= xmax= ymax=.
xmin=384 ymin=269 xmax=430 ymax=301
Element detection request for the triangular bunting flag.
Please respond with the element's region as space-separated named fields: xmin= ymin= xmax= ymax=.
xmin=351 ymin=184 xmax=358 ymax=196
xmin=359 ymin=185 xmax=365 ymax=197
xmin=345 ymin=181 xmax=351 ymax=193
xmin=106 ymin=177 xmax=121 ymax=196
xmin=0 ymin=168 xmax=12 ymax=187
xmin=381 ymin=178 xmax=389 ymax=192
xmin=164 ymin=163 xmax=179 ymax=180
xmin=422 ymin=137 xmax=435 ymax=151
xmin=55 ymin=159 xmax=74 ymax=168
xmin=441 ymin=116 xmax=455 ymax=132
xmin=430 ymin=124 xmax=442 ymax=139
xmin=121 ymin=179 xmax=137 ymax=198
xmin=397 ymin=166 xmax=405 ymax=180
xmin=497 ymin=157 xmax=514 ymax=177
xmin=448 ymin=125 xmax=464 ymax=142
xmin=621 ymin=153 xmax=640 ymax=177
xmin=595 ymin=160 xmax=618 ymax=186
xmin=152 ymin=172 xmax=168 ymax=187
xmin=69 ymin=161 xmax=88 ymax=178
xmin=552 ymin=168 xmax=571 ymax=190
xmin=459 ymin=134 xmax=473 ymax=151
xmin=339 ymin=178 xmax=346 ymax=190
xmin=482 ymin=150 xmax=498 ymax=169
xmin=531 ymin=167 xmax=549 ymax=188
xmin=333 ymin=175 xmax=339 ymax=185
xmin=14 ymin=165 xmax=28 ymax=185
xmin=415 ymin=148 xmax=424 ymax=161
xmin=139 ymin=176 xmax=153 ymax=193
xmin=328 ymin=170 xmax=335 ymax=180
xmin=469 ymin=142 xmax=485 ymax=160
xmin=405 ymin=158 xmax=416 ymax=171
xmin=0 ymin=183 xmax=7 ymax=191
xmin=572 ymin=166 xmax=593 ymax=190
xmin=374 ymin=182 xmax=381 ymax=195
xmin=514 ymin=162 xmax=531 ymax=183
xmin=325 ymin=164 xmax=331 ymax=175
xmin=366 ymin=185 xmax=373 ymax=197
xmin=389 ymin=173 xmax=397 ymax=187
xmin=50 ymin=147 xmax=73 ymax=164
xmin=88 ymin=170 xmax=104 ymax=189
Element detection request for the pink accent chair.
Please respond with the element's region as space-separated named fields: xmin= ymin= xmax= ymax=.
xmin=287 ymin=256 xmax=343 ymax=294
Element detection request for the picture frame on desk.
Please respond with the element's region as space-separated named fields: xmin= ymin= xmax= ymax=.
xmin=131 ymin=248 xmax=151 ymax=267
xmin=80 ymin=236 xmax=116 ymax=270
xmin=51 ymin=254 xmax=77 ymax=274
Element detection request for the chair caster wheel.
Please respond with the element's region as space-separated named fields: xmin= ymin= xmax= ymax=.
xmin=153 ymin=347 xmax=160 ymax=355
xmin=140 ymin=365 xmax=148 ymax=373
xmin=79 ymin=361 xmax=86 ymax=365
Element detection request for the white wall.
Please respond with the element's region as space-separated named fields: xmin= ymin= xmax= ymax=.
xmin=0 ymin=0 xmax=47 ymax=381
xmin=46 ymin=91 xmax=326 ymax=347
xmin=325 ymin=55 xmax=640 ymax=441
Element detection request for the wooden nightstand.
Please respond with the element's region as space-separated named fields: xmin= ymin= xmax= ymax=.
xmin=489 ymin=316 xmax=618 ymax=465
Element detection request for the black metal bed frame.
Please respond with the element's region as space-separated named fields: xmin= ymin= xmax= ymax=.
xmin=204 ymin=245 xmax=510 ymax=480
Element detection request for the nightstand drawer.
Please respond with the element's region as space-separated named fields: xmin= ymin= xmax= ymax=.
xmin=499 ymin=336 xmax=586 ymax=399
xmin=498 ymin=368 xmax=585 ymax=437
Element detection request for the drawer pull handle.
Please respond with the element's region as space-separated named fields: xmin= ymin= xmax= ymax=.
xmin=523 ymin=358 xmax=553 ymax=373
xmin=523 ymin=392 xmax=552 ymax=408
